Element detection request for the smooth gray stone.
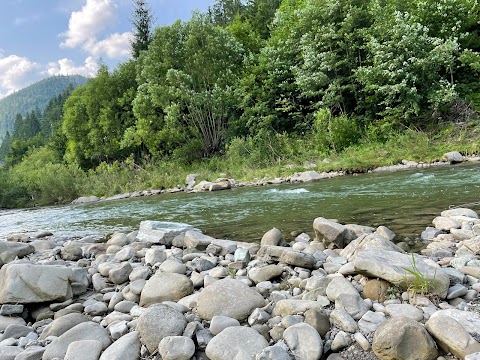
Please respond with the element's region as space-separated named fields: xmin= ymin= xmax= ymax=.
xmin=41 ymin=322 xmax=111 ymax=360
xmin=0 ymin=305 xmax=24 ymax=316
xmin=358 ymin=311 xmax=386 ymax=334
xmin=158 ymin=336 xmax=195 ymax=360
xmin=256 ymin=345 xmax=291 ymax=360
xmin=137 ymin=304 xmax=187 ymax=354
xmin=64 ymin=340 xmax=103 ymax=360
xmin=354 ymin=249 xmax=449 ymax=298
xmin=13 ymin=346 xmax=45 ymax=360
xmin=283 ymin=323 xmax=323 ymax=360
xmin=99 ymin=331 xmax=141 ymax=360
xmin=447 ymin=284 xmax=469 ymax=299
xmin=197 ymin=278 xmax=265 ymax=321
xmin=0 ymin=324 xmax=32 ymax=341
xmin=140 ymin=272 xmax=193 ymax=307
xmin=206 ymin=327 xmax=268 ymax=360
xmin=209 ymin=316 xmax=240 ymax=336
xmin=0 ymin=264 xmax=73 ymax=304
xmin=39 ymin=313 xmax=89 ymax=340
xmin=137 ymin=221 xmax=197 ymax=245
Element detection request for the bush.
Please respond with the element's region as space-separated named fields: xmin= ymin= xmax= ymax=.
xmin=9 ymin=147 xmax=85 ymax=205
xmin=313 ymin=109 xmax=362 ymax=153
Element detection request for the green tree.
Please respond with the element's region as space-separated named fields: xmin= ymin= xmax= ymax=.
xmin=236 ymin=0 xmax=308 ymax=135
xmin=0 ymin=131 xmax=12 ymax=160
xmin=63 ymin=62 xmax=138 ymax=168
xmin=133 ymin=15 xmax=245 ymax=159
xmin=209 ymin=0 xmax=246 ymax=26
xmin=356 ymin=10 xmax=459 ymax=123
xmin=131 ymin=0 xmax=154 ymax=58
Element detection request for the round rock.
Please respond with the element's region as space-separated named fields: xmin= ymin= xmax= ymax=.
xmin=206 ymin=326 xmax=268 ymax=360
xmin=283 ymin=322 xmax=323 ymax=360
xmin=140 ymin=272 xmax=193 ymax=307
xmin=158 ymin=336 xmax=195 ymax=360
xmin=137 ymin=304 xmax=187 ymax=354
xmin=197 ymin=278 xmax=265 ymax=320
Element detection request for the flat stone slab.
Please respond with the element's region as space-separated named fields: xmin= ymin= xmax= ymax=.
xmin=136 ymin=221 xmax=197 ymax=245
xmin=0 ymin=241 xmax=35 ymax=258
xmin=354 ymin=249 xmax=450 ymax=298
xmin=0 ymin=263 xmax=73 ymax=304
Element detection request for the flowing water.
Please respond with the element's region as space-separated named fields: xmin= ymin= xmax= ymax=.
xmin=1 ymin=163 xmax=480 ymax=243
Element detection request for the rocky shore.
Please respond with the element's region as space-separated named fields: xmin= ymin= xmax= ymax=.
xmin=0 ymin=205 xmax=480 ymax=359
xmin=71 ymin=151 xmax=480 ymax=205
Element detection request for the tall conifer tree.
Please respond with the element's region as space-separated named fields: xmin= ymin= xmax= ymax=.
xmin=131 ymin=0 xmax=154 ymax=59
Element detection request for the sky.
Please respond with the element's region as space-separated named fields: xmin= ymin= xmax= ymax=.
xmin=0 ymin=0 xmax=214 ymax=98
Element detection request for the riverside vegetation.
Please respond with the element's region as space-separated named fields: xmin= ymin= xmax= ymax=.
xmin=0 ymin=208 xmax=480 ymax=359
xmin=1 ymin=0 xmax=480 ymax=208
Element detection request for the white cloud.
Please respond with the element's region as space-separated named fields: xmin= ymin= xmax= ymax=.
xmin=60 ymin=0 xmax=117 ymax=49
xmin=88 ymin=32 xmax=133 ymax=58
xmin=46 ymin=56 xmax=99 ymax=77
xmin=0 ymin=55 xmax=40 ymax=98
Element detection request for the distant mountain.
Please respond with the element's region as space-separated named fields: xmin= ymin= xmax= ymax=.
xmin=0 ymin=75 xmax=88 ymax=139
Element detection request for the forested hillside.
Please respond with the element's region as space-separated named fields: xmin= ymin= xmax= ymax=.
xmin=1 ymin=0 xmax=479 ymax=208
xmin=0 ymin=75 xmax=87 ymax=138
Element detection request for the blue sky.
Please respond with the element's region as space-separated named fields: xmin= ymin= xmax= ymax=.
xmin=0 ymin=0 xmax=214 ymax=98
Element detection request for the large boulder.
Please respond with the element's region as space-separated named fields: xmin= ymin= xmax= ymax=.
xmin=140 ymin=272 xmax=193 ymax=307
xmin=197 ymin=278 xmax=265 ymax=320
xmin=42 ymin=322 xmax=111 ymax=360
xmin=426 ymin=312 xmax=480 ymax=359
xmin=313 ymin=217 xmax=348 ymax=248
xmin=444 ymin=151 xmax=464 ymax=163
xmin=205 ymin=326 xmax=268 ymax=360
xmin=354 ymin=249 xmax=450 ymax=298
xmin=0 ymin=241 xmax=34 ymax=258
xmin=136 ymin=221 xmax=196 ymax=245
xmin=340 ymin=233 xmax=404 ymax=261
xmin=290 ymin=171 xmax=325 ymax=183
xmin=137 ymin=304 xmax=187 ymax=354
xmin=0 ymin=264 xmax=73 ymax=304
xmin=441 ymin=208 xmax=478 ymax=219
xmin=372 ymin=317 xmax=437 ymax=360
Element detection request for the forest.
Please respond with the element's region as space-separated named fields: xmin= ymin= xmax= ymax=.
xmin=1 ymin=0 xmax=480 ymax=208
xmin=0 ymin=75 xmax=87 ymax=137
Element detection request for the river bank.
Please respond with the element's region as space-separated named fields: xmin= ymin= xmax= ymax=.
xmin=0 ymin=207 xmax=480 ymax=359
xmin=72 ymin=150 xmax=480 ymax=205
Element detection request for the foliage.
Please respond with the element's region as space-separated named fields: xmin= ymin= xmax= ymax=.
xmin=0 ymin=75 xmax=87 ymax=138
xmin=402 ymin=253 xmax=436 ymax=297
xmin=2 ymin=0 xmax=480 ymax=208
xmin=7 ymin=147 xmax=84 ymax=206
xmin=313 ymin=108 xmax=362 ymax=153
xmin=131 ymin=0 xmax=154 ymax=58
xmin=63 ymin=62 xmax=138 ymax=168
xmin=133 ymin=14 xmax=244 ymax=159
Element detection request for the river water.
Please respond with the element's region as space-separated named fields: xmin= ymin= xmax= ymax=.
xmin=1 ymin=163 xmax=480 ymax=243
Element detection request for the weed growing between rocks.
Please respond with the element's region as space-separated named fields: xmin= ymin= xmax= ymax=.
xmin=403 ymin=253 xmax=437 ymax=298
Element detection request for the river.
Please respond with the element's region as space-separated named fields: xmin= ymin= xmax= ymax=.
xmin=1 ymin=163 xmax=480 ymax=243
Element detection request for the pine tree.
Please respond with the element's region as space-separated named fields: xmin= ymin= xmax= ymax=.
xmin=131 ymin=0 xmax=154 ymax=58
